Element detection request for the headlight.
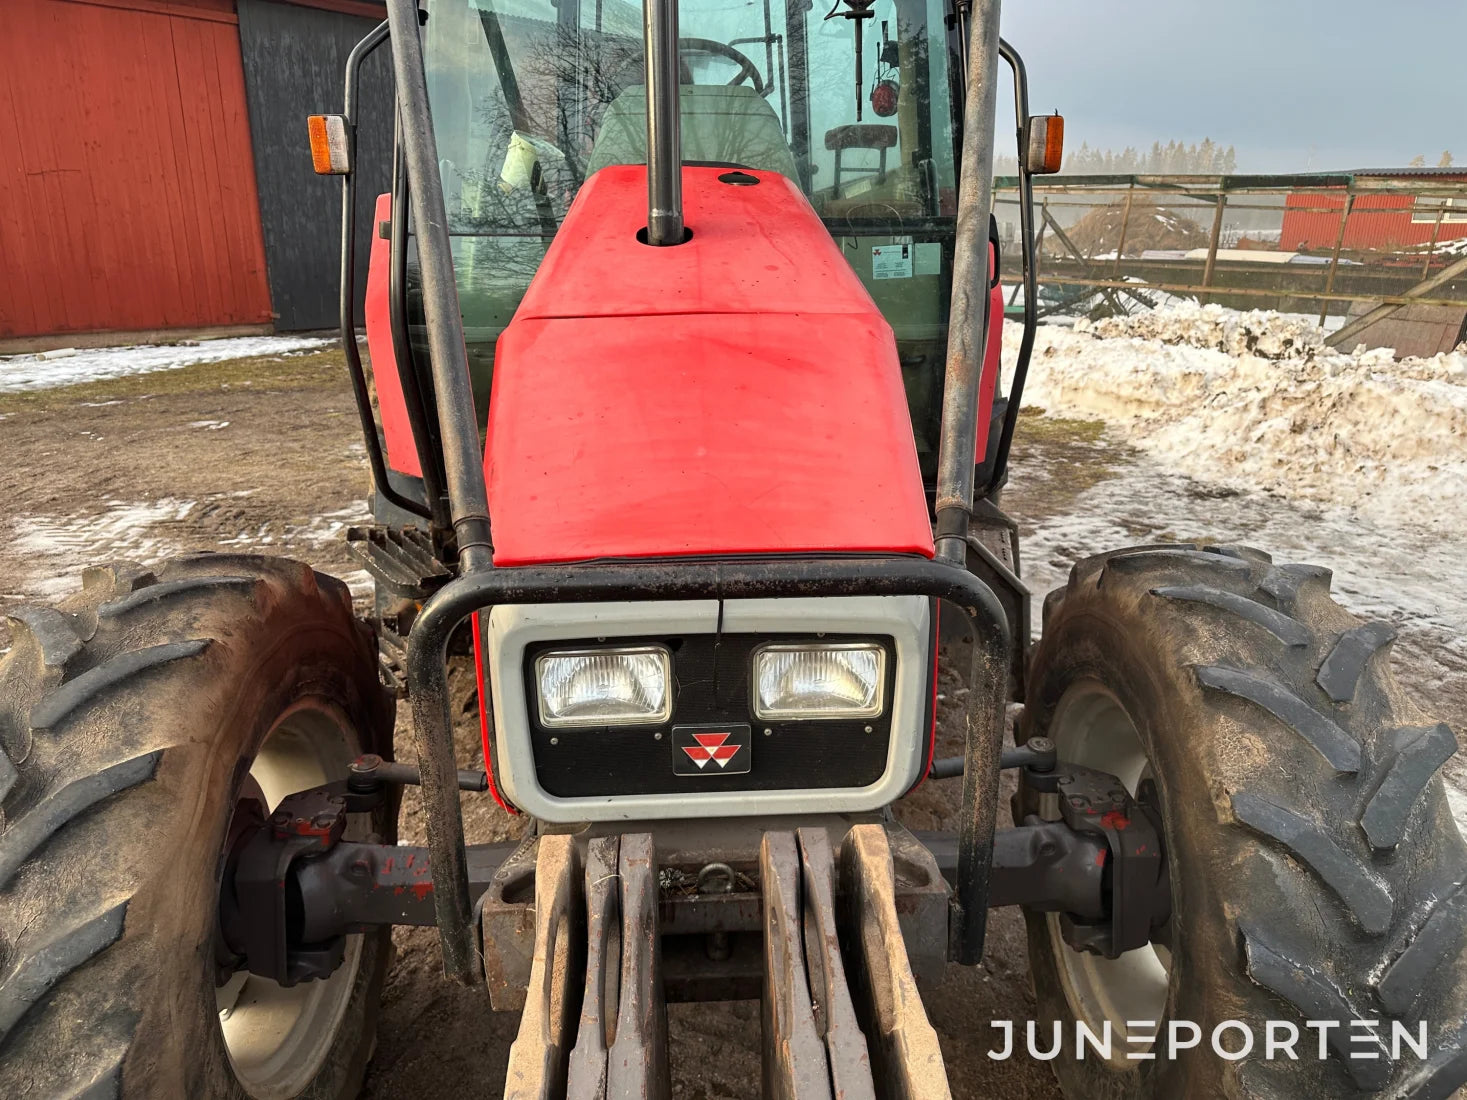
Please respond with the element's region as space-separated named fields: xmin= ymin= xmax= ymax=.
xmin=752 ymin=643 xmax=886 ymax=720
xmin=535 ymin=646 xmax=673 ymax=728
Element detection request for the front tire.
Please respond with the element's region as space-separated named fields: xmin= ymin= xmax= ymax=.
xmin=1022 ymin=544 xmax=1467 ymax=1098
xmin=0 ymin=554 xmax=395 ymax=1098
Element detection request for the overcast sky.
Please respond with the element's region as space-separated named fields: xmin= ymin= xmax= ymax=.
xmin=997 ymin=0 xmax=1466 ymax=173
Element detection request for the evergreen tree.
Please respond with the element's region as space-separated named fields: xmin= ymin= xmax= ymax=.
xmin=1039 ymin=138 xmax=1241 ymax=176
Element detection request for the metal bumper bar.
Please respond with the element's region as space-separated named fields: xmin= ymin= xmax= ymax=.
xmin=404 ymin=555 xmax=1010 ymax=982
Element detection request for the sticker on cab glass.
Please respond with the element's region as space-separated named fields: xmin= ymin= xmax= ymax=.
xmin=673 ymin=724 xmax=751 ymax=776
xmin=871 ymin=243 xmax=913 ymax=280
xmin=914 ymin=241 xmax=943 ymax=276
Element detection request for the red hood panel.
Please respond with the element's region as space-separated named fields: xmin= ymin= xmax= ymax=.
xmin=485 ymin=165 xmax=934 ymax=566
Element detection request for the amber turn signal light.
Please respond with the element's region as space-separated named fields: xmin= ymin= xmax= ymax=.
xmin=307 ymin=114 xmax=352 ymax=175
xmin=1026 ymin=114 xmax=1064 ymax=175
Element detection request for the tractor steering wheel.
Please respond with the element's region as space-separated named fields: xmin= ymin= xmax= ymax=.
xmin=842 ymin=202 xmax=908 ymax=236
xmin=677 ymin=38 xmax=768 ymax=97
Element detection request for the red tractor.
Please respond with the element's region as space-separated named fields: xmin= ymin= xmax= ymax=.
xmin=1 ymin=0 xmax=1463 ymax=1096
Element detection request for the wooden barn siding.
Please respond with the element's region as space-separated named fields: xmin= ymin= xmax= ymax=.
xmin=0 ymin=0 xmax=272 ymax=338
xmin=237 ymin=0 xmax=394 ymax=331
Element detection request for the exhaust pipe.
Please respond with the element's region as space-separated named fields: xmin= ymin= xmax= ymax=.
xmin=644 ymin=0 xmax=684 ymax=245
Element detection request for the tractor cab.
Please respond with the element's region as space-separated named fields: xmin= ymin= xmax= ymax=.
xmin=371 ymin=0 xmax=990 ymax=490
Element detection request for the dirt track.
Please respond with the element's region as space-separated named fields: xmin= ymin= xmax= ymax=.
xmin=1 ymin=347 xmax=1462 ymax=1098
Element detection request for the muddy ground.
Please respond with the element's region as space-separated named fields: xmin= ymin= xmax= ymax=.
xmin=1 ymin=347 xmax=1462 ymax=1098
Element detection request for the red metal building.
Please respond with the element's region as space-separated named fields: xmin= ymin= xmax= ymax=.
xmin=1280 ymin=168 xmax=1467 ymax=253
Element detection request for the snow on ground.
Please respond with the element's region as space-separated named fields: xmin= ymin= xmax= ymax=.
xmin=1015 ymin=303 xmax=1467 ymax=537
xmin=0 ymin=335 xmax=332 ymax=393
xmin=8 ymin=499 xmax=198 ymax=599
xmin=1080 ymin=303 xmax=1335 ymax=357
xmin=1019 ymin=453 xmax=1467 ymax=669
xmin=1017 ymin=451 xmax=1467 ymax=827
xmin=216 ymin=502 xmax=371 ymax=551
xmin=1013 ymin=303 xmax=1467 ymax=826
xmin=5 ymin=497 xmax=370 ymax=603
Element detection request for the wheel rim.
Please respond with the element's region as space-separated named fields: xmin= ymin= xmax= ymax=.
xmin=217 ymin=703 xmax=366 ymax=1100
xmin=1044 ymin=681 xmax=1170 ymax=1059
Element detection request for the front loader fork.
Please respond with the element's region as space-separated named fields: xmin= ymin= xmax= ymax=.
xmin=502 ymin=825 xmax=952 ymax=1100
xmin=503 ymin=834 xmax=668 ymax=1099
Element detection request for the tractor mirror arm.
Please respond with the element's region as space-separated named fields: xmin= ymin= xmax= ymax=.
xmin=334 ymin=18 xmax=434 ymax=525
xmin=981 ymin=37 xmax=1043 ymax=496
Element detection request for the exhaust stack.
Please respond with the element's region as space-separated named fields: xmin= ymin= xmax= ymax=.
xmin=644 ymin=0 xmax=684 ymax=245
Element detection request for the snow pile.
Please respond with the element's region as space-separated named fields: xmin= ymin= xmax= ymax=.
xmin=0 ymin=335 xmax=332 ymax=394
xmin=1015 ymin=307 xmax=1467 ymax=534
xmin=1077 ymin=302 xmax=1328 ymax=360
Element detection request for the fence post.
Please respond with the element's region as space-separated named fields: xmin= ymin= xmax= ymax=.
xmin=1034 ymin=196 xmax=1048 ymax=284
xmin=1319 ymin=192 xmax=1355 ymax=326
xmin=1112 ymin=182 xmax=1135 ymax=277
xmin=1201 ymin=194 xmax=1228 ymax=294
xmin=1423 ymin=201 xmax=1446 ymax=279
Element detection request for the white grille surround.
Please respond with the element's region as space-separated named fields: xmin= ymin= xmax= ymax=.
xmin=484 ymin=595 xmax=933 ymax=823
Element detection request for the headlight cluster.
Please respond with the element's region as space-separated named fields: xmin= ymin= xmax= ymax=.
xmin=751 ymin=643 xmax=885 ymax=719
xmin=535 ymin=647 xmax=672 ymax=728
xmin=533 ymin=641 xmax=887 ymax=729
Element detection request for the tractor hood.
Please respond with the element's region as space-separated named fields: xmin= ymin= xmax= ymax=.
xmin=483 ymin=165 xmax=933 ymax=566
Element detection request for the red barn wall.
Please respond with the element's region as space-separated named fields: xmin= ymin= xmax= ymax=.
xmin=0 ymin=0 xmax=273 ymax=338
xmin=1281 ymin=188 xmax=1467 ymax=252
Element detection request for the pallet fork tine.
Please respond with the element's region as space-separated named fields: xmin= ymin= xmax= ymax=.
xmin=840 ymin=826 xmax=952 ymax=1100
xmin=606 ymin=834 xmax=668 ymax=1099
xmin=566 ymin=837 xmax=618 ymax=1098
xmin=796 ymin=828 xmax=877 ymax=1100
xmin=504 ymin=835 xmax=583 ymax=1099
xmin=761 ymin=832 xmax=834 ymax=1098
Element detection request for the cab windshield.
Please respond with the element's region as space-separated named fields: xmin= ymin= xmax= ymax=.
xmin=419 ymin=0 xmax=965 ymax=472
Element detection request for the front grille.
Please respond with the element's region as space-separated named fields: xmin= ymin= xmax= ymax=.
xmin=523 ymin=633 xmax=896 ymax=798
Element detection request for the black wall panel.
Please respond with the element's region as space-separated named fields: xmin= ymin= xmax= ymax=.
xmin=238 ymin=0 xmax=393 ymax=331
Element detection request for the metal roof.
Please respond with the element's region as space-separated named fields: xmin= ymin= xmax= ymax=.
xmin=1348 ymin=167 xmax=1467 ymax=179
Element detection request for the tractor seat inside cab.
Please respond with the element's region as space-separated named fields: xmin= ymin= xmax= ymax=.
xmin=585 ymin=84 xmax=799 ymax=182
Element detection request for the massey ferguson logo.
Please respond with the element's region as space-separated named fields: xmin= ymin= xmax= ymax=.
xmin=682 ymin=732 xmax=738 ymax=768
xmin=672 ymin=724 xmax=752 ymax=776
